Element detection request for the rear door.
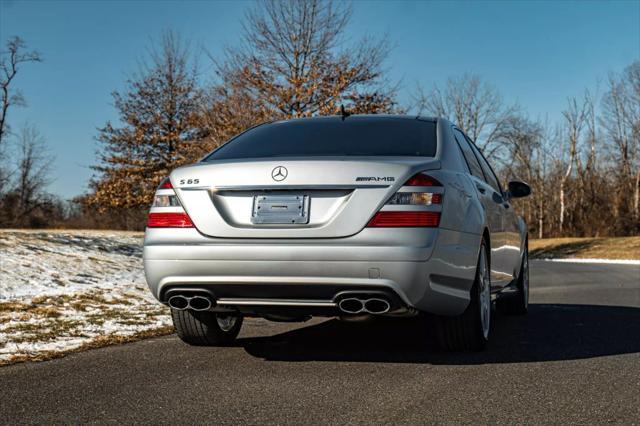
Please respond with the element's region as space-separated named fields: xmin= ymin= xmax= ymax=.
xmin=467 ymin=139 xmax=522 ymax=281
xmin=452 ymin=128 xmax=510 ymax=287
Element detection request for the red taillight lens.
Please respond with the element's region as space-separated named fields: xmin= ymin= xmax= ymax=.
xmin=367 ymin=172 xmax=442 ymax=228
xmin=147 ymin=212 xmax=193 ymax=228
xmin=158 ymin=177 xmax=173 ymax=189
xmin=404 ymin=173 xmax=442 ymax=187
xmin=367 ymin=211 xmax=440 ymax=227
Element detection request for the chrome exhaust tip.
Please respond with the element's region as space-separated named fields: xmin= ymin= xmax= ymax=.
xmin=189 ymin=295 xmax=213 ymax=311
xmin=364 ymin=298 xmax=391 ymax=314
xmin=338 ymin=298 xmax=365 ymax=314
xmin=168 ymin=295 xmax=189 ymax=310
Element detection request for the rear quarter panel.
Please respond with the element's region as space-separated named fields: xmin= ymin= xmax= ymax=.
xmin=430 ymin=170 xmax=484 ymax=236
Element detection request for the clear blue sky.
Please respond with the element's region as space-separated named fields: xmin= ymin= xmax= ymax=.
xmin=1 ymin=0 xmax=638 ymax=199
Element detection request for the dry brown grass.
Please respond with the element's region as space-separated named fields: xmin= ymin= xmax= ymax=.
xmin=530 ymin=236 xmax=640 ymax=260
xmin=0 ymin=289 xmax=171 ymax=367
xmin=0 ymin=228 xmax=143 ymax=237
xmin=1 ymin=326 xmax=174 ymax=366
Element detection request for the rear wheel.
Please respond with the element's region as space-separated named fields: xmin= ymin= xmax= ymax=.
xmin=434 ymin=240 xmax=491 ymax=351
xmin=497 ymin=240 xmax=529 ymax=315
xmin=171 ymin=309 xmax=243 ymax=346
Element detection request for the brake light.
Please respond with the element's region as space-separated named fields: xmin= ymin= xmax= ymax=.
xmin=367 ymin=173 xmax=443 ymax=227
xmin=147 ymin=212 xmax=194 ymax=228
xmin=404 ymin=174 xmax=441 ymax=187
xmin=158 ymin=177 xmax=173 ymax=189
xmin=147 ymin=176 xmax=194 ymax=228
xmin=368 ymin=211 xmax=440 ymax=227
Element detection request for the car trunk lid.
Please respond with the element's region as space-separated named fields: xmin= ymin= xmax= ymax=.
xmin=171 ymin=158 xmax=440 ymax=238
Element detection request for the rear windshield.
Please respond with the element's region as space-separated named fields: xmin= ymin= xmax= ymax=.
xmin=205 ymin=117 xmax=437 ymax=160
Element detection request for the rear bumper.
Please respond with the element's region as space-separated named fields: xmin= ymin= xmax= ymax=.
xmin=143 ymin=228 xmax=480 ymax=316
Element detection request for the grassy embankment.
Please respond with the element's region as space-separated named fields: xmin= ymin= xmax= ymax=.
xmin=530 ymin=236 xmax=640 ymax=260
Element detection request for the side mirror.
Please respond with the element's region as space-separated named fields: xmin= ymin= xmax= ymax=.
xmin=507 ymin=181 xmax=531 ymax=198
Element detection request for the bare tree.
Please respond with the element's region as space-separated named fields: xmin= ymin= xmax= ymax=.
xmin=601 ymin=61 xmax=640 ymax=228
xmin=0 ymin=123 xmax=54 ymax=226
xmin=559 ymin=96 xmax=587 ymax=234
xmin=0 ymin=37 xmax=42 ymax=145
xmin=203 ymin=0 xmax=397 ymax=145
xmin=500 ymin=115 xmax=545 ymax=233
xmin=413 ymin=74 xmax=517 ymax=159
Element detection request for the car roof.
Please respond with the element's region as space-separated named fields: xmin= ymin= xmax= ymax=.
xmin=269 ymin=114 xmax=439 ymax=125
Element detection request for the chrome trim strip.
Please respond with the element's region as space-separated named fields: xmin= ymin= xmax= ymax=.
xmin=179 ymin=184 xmax=390 ymax=191
xmin=216 ymin=298 xmax=337 ymax=307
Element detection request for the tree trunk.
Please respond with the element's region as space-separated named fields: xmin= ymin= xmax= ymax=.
xmin=559 ymin=182 xmax=565 ymax=235
xmin=538 ymin=199 xmax=543 ymax=239
xmin=635 ymin=170 xmax=640 ymax=222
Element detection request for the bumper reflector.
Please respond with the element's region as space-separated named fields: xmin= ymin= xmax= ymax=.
xmin=367 ymin=211 xmax=440 ymax=227
xmin=147 ymin=212 xmax=194 ymax=228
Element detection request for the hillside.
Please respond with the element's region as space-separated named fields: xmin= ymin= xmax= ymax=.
xmin=0 ymin=230 xmax=169 ymax=365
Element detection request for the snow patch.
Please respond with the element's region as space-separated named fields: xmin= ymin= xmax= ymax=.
xmin=0 ymin=230 xmax=171 ymax=365
xmin=0 ymin=231 xmax=145 ymax=300
xmin=538 ymin=258 xmax=640 ymax=265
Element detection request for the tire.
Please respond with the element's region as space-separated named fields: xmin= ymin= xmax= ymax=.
xmin=434 ymin=240 xmax=491 ymax=351
xmin=171 ymin=309 xmax=243 ymax=346
xmin=497 ymin=240 xmax=529 ymax=315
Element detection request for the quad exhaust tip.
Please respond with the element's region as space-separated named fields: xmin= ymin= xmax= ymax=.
xmin=338 ymin=297 xmax=391 ymax=315
xmin=364 ymin=298 xmax=391 ymax=314
xmin=338 ymin=298 xmax=365 ymax=314
xmin=167 ymin=294 xmax=213 ymax=311
xmin=189 ymin=296 xmax=213 ymax=311
xmin=168 ymin=295 xmax=189 ymax=310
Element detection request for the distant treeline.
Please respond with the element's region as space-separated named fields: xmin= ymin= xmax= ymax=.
xmin=0 ymin=0 xmax=638 ymax=236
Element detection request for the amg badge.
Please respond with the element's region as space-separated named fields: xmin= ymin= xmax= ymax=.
xmin=355 ymin=176 xmax=395 ymax=182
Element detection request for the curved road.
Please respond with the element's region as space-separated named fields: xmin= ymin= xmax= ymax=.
xmin=2 ymin=261 xmax=639 ymax=424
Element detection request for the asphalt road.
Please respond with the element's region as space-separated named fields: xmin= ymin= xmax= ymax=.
xmin=2 ymin=261 xmax=639 ymax=425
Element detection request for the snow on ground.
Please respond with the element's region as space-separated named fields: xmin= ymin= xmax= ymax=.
xmin=539 ymin=258 xmax=640 ymax=265
xmin=0 ymin=230 xmax=171 ymax=365
xmin=0 ymin=230 xmax=144 ymax=299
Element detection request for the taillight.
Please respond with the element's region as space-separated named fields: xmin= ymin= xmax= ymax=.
xmin=152 ymin=193 xmax=181 ymax=207
xmin=147 ymin=212 xmax=194 ymax=228
xmin=158 ymin=177 xmax=173 ymax=189
xmin=147 ymin=176 xmax=194 ymax=228
xmin=368 ymin=211 xmax=440 ymax=227
xmin=367 ymin=173 xmax=443 ymax=228
xmin=386 ymin=192 xmax=442 ymax=206
xmin=404 ymin=174 xmax=441 ymax=187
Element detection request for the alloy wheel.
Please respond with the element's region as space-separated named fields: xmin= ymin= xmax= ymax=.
xmin=216 ymin=315 xmax=238 ymax=332
xmin=478 ymin=248 xmax=491 ymax=339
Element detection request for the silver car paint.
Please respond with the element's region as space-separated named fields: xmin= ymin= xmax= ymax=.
xmin=143 ymin=117 xmax=526 ymax=316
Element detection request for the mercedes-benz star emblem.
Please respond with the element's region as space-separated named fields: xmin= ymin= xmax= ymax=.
xmin=271 ymin=166 xmax=288 ymax=182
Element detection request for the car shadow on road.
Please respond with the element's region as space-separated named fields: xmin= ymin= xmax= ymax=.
xmin=238 ymin=304 xmax=640 ymax=364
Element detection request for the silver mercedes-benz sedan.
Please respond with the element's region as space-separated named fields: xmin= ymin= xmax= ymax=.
xmin=144 ymin=115 xmax=531 ymax=351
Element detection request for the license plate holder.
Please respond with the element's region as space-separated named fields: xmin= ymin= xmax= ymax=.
xmin=251 ymin=195 xmax=310 ymax=224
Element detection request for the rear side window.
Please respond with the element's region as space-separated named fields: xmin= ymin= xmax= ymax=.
xmin=453 ymin=129 xmax=484 ymax=180
xmin=205 ymin=118 xmax=437 ymax=160
xmin=467 ymin=136 xmax=502 ymax=193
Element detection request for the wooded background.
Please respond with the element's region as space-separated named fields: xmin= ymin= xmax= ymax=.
xmin=1 ymin=0 xmax=638 ymax=237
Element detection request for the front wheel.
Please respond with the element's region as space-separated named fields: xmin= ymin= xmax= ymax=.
xmin=171 ymin=309 xmax=243 ymax=346
xmin=434 ymin=240 xmax=491 ymax=351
